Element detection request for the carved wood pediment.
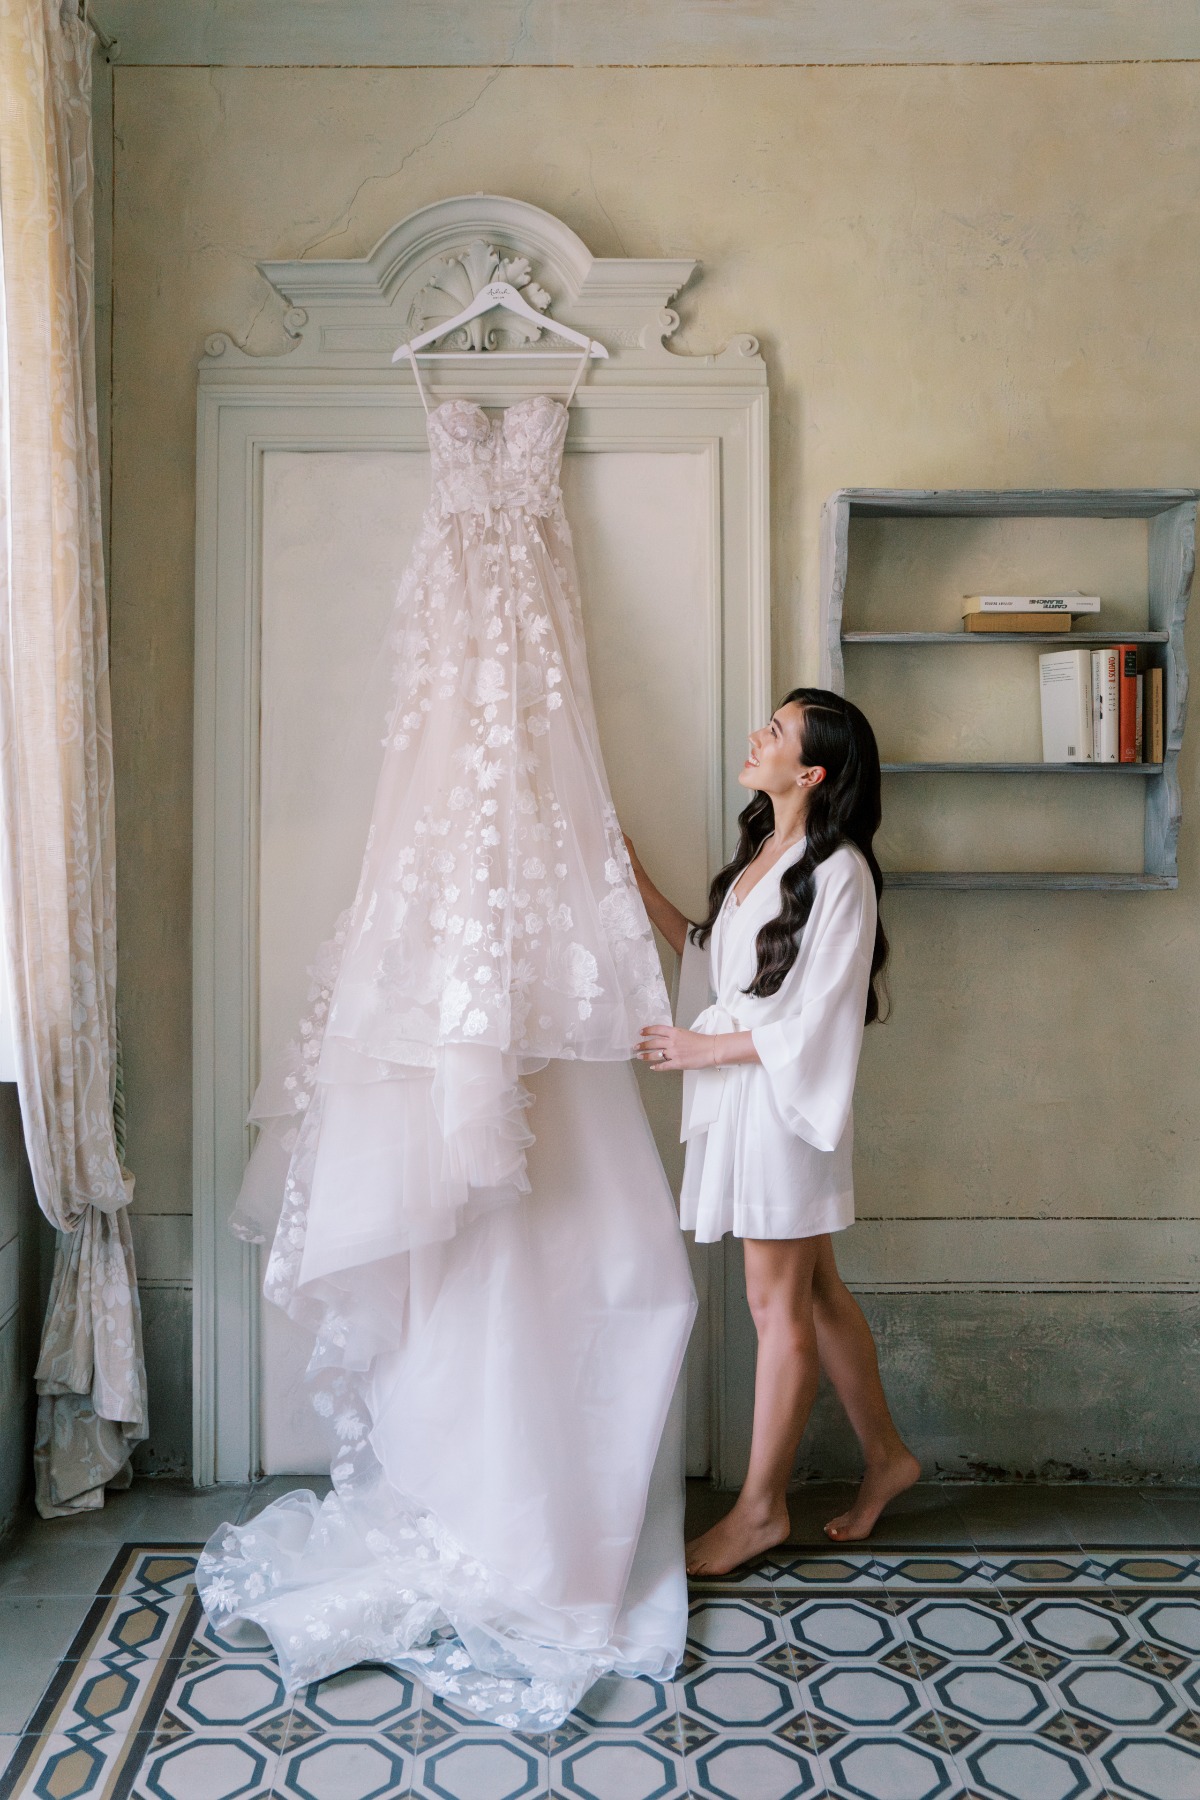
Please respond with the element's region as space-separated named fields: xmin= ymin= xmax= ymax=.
xmin=201 ymin=193 xmax=762 ymax=376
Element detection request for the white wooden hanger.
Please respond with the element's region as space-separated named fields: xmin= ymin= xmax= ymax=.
xmin=392 ymin=281 xmax=608 ymax=364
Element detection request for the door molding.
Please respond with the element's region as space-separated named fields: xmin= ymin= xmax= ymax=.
xmin=192 ymin=195 xmax=770 ymax=1484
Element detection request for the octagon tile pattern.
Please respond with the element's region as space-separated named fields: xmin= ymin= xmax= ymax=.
xmin=2 ymin=1530 xmax=1200 ymax=1799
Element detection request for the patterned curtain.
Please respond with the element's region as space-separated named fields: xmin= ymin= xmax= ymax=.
xmin=0 ymin=0 xmax=146 ymax=1515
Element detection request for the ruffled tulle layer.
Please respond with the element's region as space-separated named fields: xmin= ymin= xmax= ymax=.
xmin=200 ymin=1061 xmax=697 ymax=1725
xmin=200 ymin=1379 xmax=689 ymax=1726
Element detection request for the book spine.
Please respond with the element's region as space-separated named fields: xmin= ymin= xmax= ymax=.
xmin=963 ymin=612 xmax=1067 ymax=633
xmin=1099 ymin=647 xmax=1119 ymax=761
xmin=1091 ymin=651 xmax=1104 ymax=766
xmin=1076 ymin=657 xmax=1094 ymax=763
xmin=1135 ymin=672 xmax=1144 ymax=762
xmin=963 ymin=595 xmax=1100 ymax=614
xmin=1148 ymin=665 xmax=1164 ymax=763
xmin=1117 ymin=644 xmax=1138 ymax=763
xmin=1040 ymin=650 xmax=1093 ymax=762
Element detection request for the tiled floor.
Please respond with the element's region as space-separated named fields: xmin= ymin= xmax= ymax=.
xmin=0 ymin=1480 xmax=1197 ymax=1800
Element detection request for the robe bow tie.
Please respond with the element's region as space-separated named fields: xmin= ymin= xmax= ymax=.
xmin=680 ymin=1002 xmax=742 ymax=1141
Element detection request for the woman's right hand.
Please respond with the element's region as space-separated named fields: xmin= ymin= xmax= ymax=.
xmin=622 ymin=832 xmax=648 ymax=893
xmin=620 ymin=832 xmax=691 ymax=958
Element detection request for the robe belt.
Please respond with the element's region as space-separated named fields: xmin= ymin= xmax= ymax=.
xmin=680 ymin=1002 xmax=742 ymax=1141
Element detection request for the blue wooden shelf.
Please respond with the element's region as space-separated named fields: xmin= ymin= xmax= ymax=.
xmin=880 ymin=761 xmax=1163 ymax=775
xmin=844 ymin=630 xmax=1169 ymax=645
xmin=883 ymin=871 xmax=1175 ymax=891
xmin=820 ymin=487 xmax=1197 ymax=889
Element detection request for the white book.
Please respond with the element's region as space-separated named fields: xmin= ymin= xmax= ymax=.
xmin=1039 ymin=649 xmax=1094 ymax=762
xmin=1091 ymin=646 xmax=1119 ymax=761
xmin=963 ymin=593 xmax=1101 ymax=615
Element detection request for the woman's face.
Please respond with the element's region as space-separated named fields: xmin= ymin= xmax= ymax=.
xmin=738 ymin=701 xmax=811 ymax=796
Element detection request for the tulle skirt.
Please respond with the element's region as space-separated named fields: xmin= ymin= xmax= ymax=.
xmin=198 ymin=1060 xmax=697 ymax=1726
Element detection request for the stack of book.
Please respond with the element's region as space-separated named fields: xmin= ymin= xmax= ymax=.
xmin=1039 ymin=646 xmax=1164 ymax=764
xmin=962 ymin=593 xmax=1101 ymax=633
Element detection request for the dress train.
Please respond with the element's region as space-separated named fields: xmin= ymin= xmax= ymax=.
xmin=201 ymin=1063 xmax=695 ymax=1726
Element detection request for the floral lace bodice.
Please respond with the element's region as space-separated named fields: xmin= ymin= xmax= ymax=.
xmin=427 ymin=396 xmax=568 ymax=518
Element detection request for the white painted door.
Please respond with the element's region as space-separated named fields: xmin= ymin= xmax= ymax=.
xmin=257 ymin=444 xmax=720 ymax=1474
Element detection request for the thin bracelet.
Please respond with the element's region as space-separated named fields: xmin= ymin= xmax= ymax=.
xmin=709 ymin=1036 xmax=719 ymax=1068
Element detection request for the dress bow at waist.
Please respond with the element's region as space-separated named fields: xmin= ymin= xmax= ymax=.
xmin=680 ymin=1003 xmax=741 ymax=1143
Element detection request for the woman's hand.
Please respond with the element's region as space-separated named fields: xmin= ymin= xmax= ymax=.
xmin=622 ymin=832 xmax=650 ymax=903
xmin=620 ymin=832 xmax=690 ymax=957
xmin=638 ymin=1025 xmax=717 ymax=1071
xmin=638 ymin=1025 xmax=761 ymax=1070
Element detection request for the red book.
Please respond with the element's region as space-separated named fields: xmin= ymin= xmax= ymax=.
xmin=1117 ymin=643 xmax=1138 ymax=763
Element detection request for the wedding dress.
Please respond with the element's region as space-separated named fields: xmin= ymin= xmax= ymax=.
xmin=197 ymin=346 xmax=697 ymax=1728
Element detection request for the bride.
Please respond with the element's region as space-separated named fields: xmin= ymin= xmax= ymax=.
xmin=197 ymin=345 xmax=697 ymax=1728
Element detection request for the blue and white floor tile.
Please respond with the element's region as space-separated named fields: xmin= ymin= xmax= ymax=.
xmin=1 ymin=1489 xmax=1200 ymax=1800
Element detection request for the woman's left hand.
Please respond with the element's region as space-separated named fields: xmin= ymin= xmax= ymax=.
xmin=638 ymin=1025 xmax=716 ymax=1071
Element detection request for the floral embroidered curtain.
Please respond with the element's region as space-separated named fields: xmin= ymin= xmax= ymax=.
xmin=0 ymin=0 xmax=146 ymax=1514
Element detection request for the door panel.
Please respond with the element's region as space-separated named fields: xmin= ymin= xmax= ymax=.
xmin=258 ymin=446 xmax=717 ymax=1474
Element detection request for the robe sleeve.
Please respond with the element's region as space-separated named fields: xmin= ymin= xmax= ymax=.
xmin=749 ymin=855 xmax=875 ymax=1154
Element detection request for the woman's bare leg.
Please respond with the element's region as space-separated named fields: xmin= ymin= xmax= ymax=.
xmin=686 ymin=1237 xmax=821 ymax=1577
xmin=810 ymin=1235 xmax=920 ymax=1541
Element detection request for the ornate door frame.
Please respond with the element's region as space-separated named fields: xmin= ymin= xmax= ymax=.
xmin=192 ymin=195 xmax=770 ymax=1484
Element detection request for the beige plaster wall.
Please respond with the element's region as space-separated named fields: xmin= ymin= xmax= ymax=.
xmin=108 ymin=63 xmax=1200 ymax=1470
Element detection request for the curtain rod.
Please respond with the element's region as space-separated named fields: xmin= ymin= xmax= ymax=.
xmin=77 ymin=1 xmax=118 ymax=58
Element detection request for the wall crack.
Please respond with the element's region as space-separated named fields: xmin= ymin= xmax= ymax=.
xmin=297 ymin=68 xmax=506 ymax=261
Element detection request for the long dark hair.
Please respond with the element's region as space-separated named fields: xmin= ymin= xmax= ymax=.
xmin=691 ymin=688 xmax=890 ymax=1023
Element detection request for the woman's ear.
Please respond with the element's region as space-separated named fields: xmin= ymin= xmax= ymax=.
xmin=799 ymin=765 xmax=827 ymax=789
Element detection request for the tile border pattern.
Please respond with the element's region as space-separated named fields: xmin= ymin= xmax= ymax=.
xmin=0 ymin=1543 xmax=1198 ymax=1800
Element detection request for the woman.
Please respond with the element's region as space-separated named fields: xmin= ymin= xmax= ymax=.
xmin=628 ymin=688 xmax=918 ymax=1576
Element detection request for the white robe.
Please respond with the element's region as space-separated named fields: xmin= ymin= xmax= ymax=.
xmin=678 ymin=839 xmax=876 ymax=1242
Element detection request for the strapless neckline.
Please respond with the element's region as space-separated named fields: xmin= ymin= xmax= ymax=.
xmin=427 ymin=394 xmax=567 ymax=430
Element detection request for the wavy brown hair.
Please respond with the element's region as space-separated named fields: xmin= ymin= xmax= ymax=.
xmin=691 ymin=689 xmax=890 ymax=1023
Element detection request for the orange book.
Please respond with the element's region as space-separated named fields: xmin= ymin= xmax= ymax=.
xmin=1116 ymin=644 xmax=1138 ymax=763
xmin=963 ymin=612 xmax=1066 ymax=634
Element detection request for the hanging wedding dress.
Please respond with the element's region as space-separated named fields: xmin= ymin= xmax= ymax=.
xmin=197 ymin=347 xmax=697 ymax=1729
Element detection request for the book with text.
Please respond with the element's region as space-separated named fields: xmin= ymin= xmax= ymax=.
xmin=963 ymin=593 xmax=1101 ymax=616
xmin=1117 ymin=644 xmax=1139 ymax=762
xmin=1091 ymin=646 xmax=1120 ymax=763
xmin=1039 ymin=649 xmax=1093 ymax=762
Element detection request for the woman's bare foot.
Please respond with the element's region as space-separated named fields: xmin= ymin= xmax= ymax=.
xmin=686 ymin=1500 xmax=792 ymax=1578
xmin=823 ymin=1448 xmax=921 ymax=1543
